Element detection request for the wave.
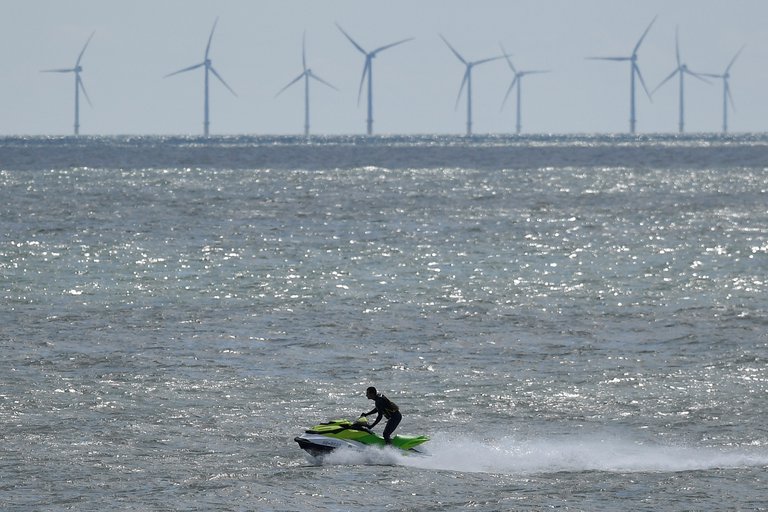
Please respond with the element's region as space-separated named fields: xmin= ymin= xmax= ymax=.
xmin=311 ymin=432 xmax=768 ymax=475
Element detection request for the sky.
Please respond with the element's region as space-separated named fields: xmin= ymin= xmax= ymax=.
xmin=2 ymin=0 xmax=767 ymax=136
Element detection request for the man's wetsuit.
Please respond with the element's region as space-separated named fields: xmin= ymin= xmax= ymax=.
xmin=364 ymin=393 xmax=401 ymax=444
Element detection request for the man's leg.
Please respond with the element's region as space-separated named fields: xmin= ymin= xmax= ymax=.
xmin=382 ymin=412 xmax=402 ymax=444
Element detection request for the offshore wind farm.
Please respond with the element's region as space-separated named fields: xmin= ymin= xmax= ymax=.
xmin=5 ymin=4 xmax=768 ymax=510
xmin=6 ymin=1 xmax=768 ymax=135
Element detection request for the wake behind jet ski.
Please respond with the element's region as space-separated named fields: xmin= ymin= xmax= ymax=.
xmin=294 ymin=417 xmax=429 ymax=458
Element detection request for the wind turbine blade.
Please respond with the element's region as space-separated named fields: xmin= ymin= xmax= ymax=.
xmin=357 ymin=58 xmax=369 ymax=106
xmin=439 ymin=34 xmax=467 ymax=65
xmin=675 ymin=26 xmax=681 ymax=67
xmin=78 ymin=75 xmax=93 ymax=107
xmin=633 ymin=15 xmax=657 ymax=55
xmin=302 ymin=31 xmax=307 ymax=71
xmin=725 ymin=82 xmax=736 ymax=110
xmin=524 ymin=70 xmax=551 ymax=76
xmin=372 ymin=37 xmax=414 ymax=55
xmin=275 ymin=72 xmax=305 ymax=97
xmin=308 ymin=71 xmax=339 ymax=91
xmin=685 ymin=69 xmax=712 ymax=85
xmin=635 ymin=63 xmax=652 ymax=99
xmin=652 ymin=68 xmax=679 ymax=95
xmin=76 ymin=32 xmax=95 ymax=66
xmin=473 ymin=55 xmax=504 ymax=67
xmin=455 ymin=69 xmax=469 ymax=110
xmin=210 ymin=66 xmax=237 ymax=96
xmin=500 ymin=43 xmax=517 ymax=73
xmin=336 ymin=23 xmax=367 ymax=55
xmin=41 ymin=68 xmax=74 ymax=73
xmin=501 ymin=76 xmax=518 ymax=110
xmin=725 ymin=45 xmax=745 ymax=73
xmin=205 ymin=17 xmax=219 ymax=59
xmin=164 ymin=62 xmax=205 ymax=78
xmin=585 ymin=56 xmax=630 ymax=61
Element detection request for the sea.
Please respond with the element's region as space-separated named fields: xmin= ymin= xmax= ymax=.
xmin=2 ymin=133 xmax=767 ymax=511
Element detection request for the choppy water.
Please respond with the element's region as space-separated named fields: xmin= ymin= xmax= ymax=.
xmin=2 ymin=134 xmax=767 ymax=511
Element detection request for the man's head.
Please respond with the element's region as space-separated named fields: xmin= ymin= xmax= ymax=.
xmin=366 ymin=386 xmax=377 ymax=399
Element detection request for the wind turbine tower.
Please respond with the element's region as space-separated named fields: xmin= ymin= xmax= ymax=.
xmin=652 ymin=27 xmax=711 ymax=133
xmin=336 ymin=23 xmax=413 ymax=135
xmin=165 ymin=18 xmax=237 ymax=137
xmin=701 ymin=46 xmax=744 ymax=133
xmin=586 ymin=16 xmax=656 ymax=134
xmin=440 ymin=35 xmax=503 ymax=136
xmin=42 ymin=32 xmax=95 ymax=135
xmin=500 ymin=45 xmax=549 ymax=134
xmin=276 ymin=32 xmax=338 ymax=138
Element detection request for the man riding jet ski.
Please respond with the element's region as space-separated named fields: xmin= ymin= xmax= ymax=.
xmin=294 ymin=417 xmax=429 ymax=457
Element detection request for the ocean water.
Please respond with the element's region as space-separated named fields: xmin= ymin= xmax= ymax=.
xmin=1 ymin=134 xmax=767 ymax=511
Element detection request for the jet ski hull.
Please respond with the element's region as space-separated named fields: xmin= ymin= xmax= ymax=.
xmin=294 ymin=418 xmax=429 ymax=457
xmin=294 ymin=433 xmax=367 ymax=457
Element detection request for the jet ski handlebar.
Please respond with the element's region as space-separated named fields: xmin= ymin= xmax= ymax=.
xmin=352 ymin=416 xmax=373 ymax=432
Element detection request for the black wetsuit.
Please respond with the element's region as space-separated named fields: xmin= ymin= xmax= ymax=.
xmin=365 ymin=394 xmax=401 ymax=443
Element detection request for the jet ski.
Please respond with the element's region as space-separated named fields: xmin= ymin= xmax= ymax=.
xmin=294 ymin=417 xmax=429 ymax=457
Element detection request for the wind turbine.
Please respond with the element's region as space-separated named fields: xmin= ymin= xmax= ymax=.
xmin=652 ymin=27 xmax=711 ymax=133
xmin=41 ymin=32 xmax=95 ymax=135
xmin=586 ymin=16 xmax=656 ymax=134
xmin=500 ymin=44 xmax=549 ymax=135
xmin=276 ymin=32 xmax=338 ymax=138
xmin=700 ymin=46 xmax=744 ymax=133
xmin=440 ymin=35 xmax=503 ymax=136
xmin=336 ymin=23 xmax=413 ymax=135
xmin=165 ymin=18 xmax=237 ymax=137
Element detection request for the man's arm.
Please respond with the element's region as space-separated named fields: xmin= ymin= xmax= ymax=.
xmin=369 ymin=411 xmax=383 ymax=428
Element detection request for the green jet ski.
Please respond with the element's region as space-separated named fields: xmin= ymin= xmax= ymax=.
xmin=294 ymin=417 xmax=429 ymax=457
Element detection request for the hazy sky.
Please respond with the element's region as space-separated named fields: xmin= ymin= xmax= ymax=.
xmin=3 ymin=0 xmax=767 ymax=136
